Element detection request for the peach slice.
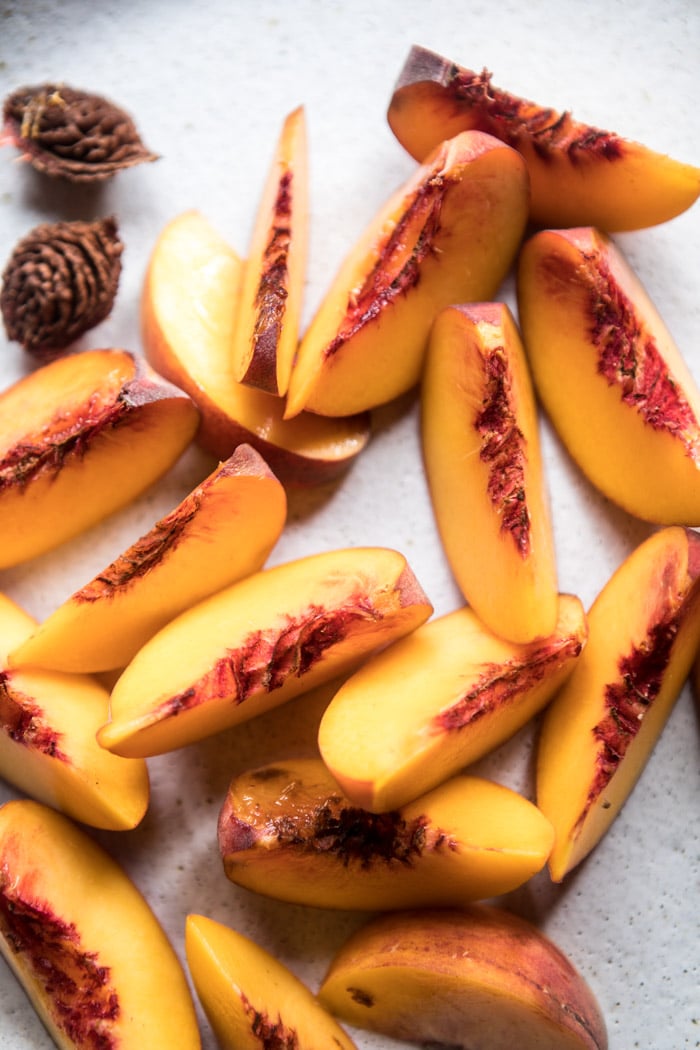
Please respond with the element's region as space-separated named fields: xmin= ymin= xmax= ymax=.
xmin=185 ymin=914 xmax=357 ymax=1050
xmin=517 ymin=227 xmax=700 ymax=524
xmin=319 ymin=596 xmax=586 ymax=813
xmin=537 ymin=525 xmax=700 ymax=882
xmin=10 ymin=444 xmax=287 ymax=673
xmin=0 ymin=592 xmax=148 ymax=830
xmin=284 ymin=129 xmax=529 ymax=418
xmin=422 ymin=302 xmax=558 ymax=643
xmin=0 ymin=347 xmax=198 ymax=568
xmin=0 ymin=798 xmax=201 ymax=1049
xmin=318 ymin=906 xmax=608 ymax=1050
xmin=98 ymin=546 xmax=432 ymax=758
xmin=218 ymin=757 xmax=553 ymax=909
xmin=142 ymin=208 xmax=370 ymax=486
xmin=387 ymin=44 xmax=700 ymax=231
xmin=231 ymin=106 xmax=308 ymax=396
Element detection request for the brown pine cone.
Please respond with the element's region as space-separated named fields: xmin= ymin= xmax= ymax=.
xmin=2 ymin=83 xmax=158 ymax=182
xmin=0 ymin=217 xmax=123 ymax=358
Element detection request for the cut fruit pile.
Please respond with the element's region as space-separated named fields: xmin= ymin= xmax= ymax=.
xmin=1 ymin=41 xmax=699 ymax=1050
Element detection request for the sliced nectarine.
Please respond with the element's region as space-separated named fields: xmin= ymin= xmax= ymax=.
xmin=10 ymin=444 xmax=287 ymax=673
xmin=517 ymin=226 xmax=700 ymax=524
xmin=319 ymin=906 xmax=608 ymax=1050
xmin=284 ymin=129 xmax=529 ymax=417
xmin=0 ymin=592 xmax=148 ymax=830
xmin=218 ymin=757 xmax=553 ymax=909
xmin=186 ymin=914 xmax=357 ymax=1050
xmin=318 ymin=596 xmax=586 ymax=813
xmin=0 ymin=799 xmax=201 ymax=1048
xmin=538 ymin=526 xmax=700 ymax=882
xmin=0 ymin=347 xmax=198 ymax=568
xmin=387 ymin=44 xmax=700 ymax=231
xmin=422 ymin=302 xmax=558 ymax=643
xmin=142 ymin=209 xmax=370 ymax=486
xmin=231 ymin=106 xmax=308 ymax=396
xmin=98 ymin=546 xmax=432 ymax=758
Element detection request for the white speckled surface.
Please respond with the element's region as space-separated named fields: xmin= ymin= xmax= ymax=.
xmin=0 ymin=1 xmax=699 ymax=1047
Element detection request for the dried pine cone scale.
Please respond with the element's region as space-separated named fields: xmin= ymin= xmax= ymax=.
xmin=2 ymin=84 xmax=158 ymax=182
xmin=1 ymin=217 xmax=123 ymax=358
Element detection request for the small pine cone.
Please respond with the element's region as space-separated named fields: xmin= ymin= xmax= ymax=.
xmin=2 ymin=83 xmax=158 ymax=182
xmin=0 ymin=217 xmax=123 ymax=358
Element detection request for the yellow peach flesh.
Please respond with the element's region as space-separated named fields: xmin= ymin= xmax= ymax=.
xmin=422 ymin=302 xmax=558 ymax=643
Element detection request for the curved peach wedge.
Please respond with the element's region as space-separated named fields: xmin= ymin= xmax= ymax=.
xmin=98 ymin=547 xmax=432 ymax=758
xmin=422 ymin=302 xmax=558 ymax=643
xmin=231 ymin=106 xmax=308 ymax=396
xmin=142 ymin=208 xmax=370 ymax=486
xmin=218 ymin=757 xmax=553 ymax=909
xmin=185 ymin=914 xmax=357 ymax=1050
xmin=0 ymin=799 xmax=201 ymax=1049
xmin=517 ymin=227 xmax=700 ymax=524
xmin=0 ymin=347 xmax=198 ymax=568
xmin=319 ymin=596 xmax=586 ymax=813
xmin=0 ymin=592 xmax=148 ymax=830
xmin=284 ymin=129 xmax=529 ymax=417
xmin=10 ymin=444 xmax=287 ymax=673
xmin=318 ymin=906 xmax=608 ymax=1050
xmin=537 ymin=526 xmax=700 ymax=882
xmin=387 ymin=44 xmax=700 ymax=231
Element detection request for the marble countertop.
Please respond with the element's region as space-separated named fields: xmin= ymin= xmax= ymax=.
xmin=0 ymin=2 xmax=698 ymax=1048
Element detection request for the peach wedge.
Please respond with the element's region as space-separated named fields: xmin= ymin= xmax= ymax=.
xmin=537 ymin=525 xmax=700 ymax=882
xmin=318 ymin=596 xmax=586 ymax=813
xmin=218 ymin=757 xmax=553 ymax=909
xmin=387 ymin=44 xmax=700 ymax=231
xmin=319 ymin=906 xmax=608 ymax=1050
xmin=98 ymin=546 xmax=432 ymax=758
xmin=0 ymin=592 xmax=148 ymax=830
xmin=10 ymin=444 xmax=287 ymax=673
xmin=422 ymin=302 xmax=558 ymax=643
xmin=186 ymin=914 xmax=357 ymax=1050
xmin=231 ymin=106 xmax=308 ymax=396
xmin=0 ymin=347 xmax=198 ymax=568
xmin=284 ymin=129 xmax=528 ymax=417
xmin=0 ymin=799 xmax=201 ymax=1049
xmin=142 ymin=208 xmax=369 ymax=486
xmin=517 ymin=227 xmax=700 ymax=524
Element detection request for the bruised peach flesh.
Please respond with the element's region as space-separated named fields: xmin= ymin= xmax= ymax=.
xmin=218 ymin=758 xmax=553 ymax=909
xmin=387 ymin=44 xmax=700 ymax=230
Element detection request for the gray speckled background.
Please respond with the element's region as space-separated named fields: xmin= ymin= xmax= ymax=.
xmin=0 ymin=1 xmax=699 ymax=1048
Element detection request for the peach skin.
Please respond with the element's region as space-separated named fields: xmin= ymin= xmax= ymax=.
xmin=284 ymin=129 xmax=529 ymax=417
xmin=231 ymin=106 xmax=308 ymax=396
xmin=0 ymin=799 xmax=201 ymax=1049
xmin=10 ymin=444 xmax=287 ymax=673
xmin=0 ymin=347 xmax=198 ymax=568
xmin=218 ymin=757 xmax=553 ymax=909
xmin=422 ymin=302 xmax=558 ymax=643
xmin=517 ymin=226 xmax=700 ymax=524
xmin=186 ymin=914 xmax=357 ymax=1050
xmin=98 ymin=546 xmax=432 ymax=758
xmin=142 ymin=208 xmax=370 ymax=486
xmin=538 ymin=525 xmax=700 ymax=882
xmin=387 ymin=44 xmax=700 ymax=231
xmin=318 ymin=596 xmax=586 ymax=813
xmin=0 ymin=591 xmax=148 ymax=830
xmin=319 ymin=906 xmax=608 ymax=1050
